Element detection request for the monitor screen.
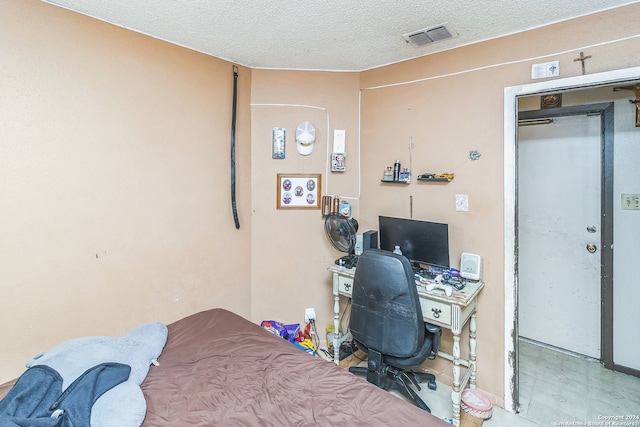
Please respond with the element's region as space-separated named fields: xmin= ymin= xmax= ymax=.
xmin=378 ymin=216 xmax=450 ymax=268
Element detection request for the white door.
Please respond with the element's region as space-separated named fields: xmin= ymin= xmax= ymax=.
xmin=518 ymin=114 xmax=601 ymax=359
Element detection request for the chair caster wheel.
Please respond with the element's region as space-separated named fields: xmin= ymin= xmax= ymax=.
xmin=428 ymin=381 xmax=437 ymax=391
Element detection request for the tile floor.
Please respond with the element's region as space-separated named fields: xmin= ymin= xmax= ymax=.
xmin=404 ymin=339 xmax=640 ymax=426
xmin=516 ymin=339 xmax=640 ymax=425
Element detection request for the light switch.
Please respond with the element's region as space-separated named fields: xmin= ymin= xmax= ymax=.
xmin=456 ymin=194 xmax=469 ymax=212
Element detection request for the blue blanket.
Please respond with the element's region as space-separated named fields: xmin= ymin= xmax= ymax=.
xmin=21 ymin=322 xmax=167 ymax=427
xmin=0 ymin=363 xmax=130 ymax=427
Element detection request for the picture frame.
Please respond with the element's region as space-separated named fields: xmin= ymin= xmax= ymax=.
xmin=276 ymin=173 xmax=321 ymax=209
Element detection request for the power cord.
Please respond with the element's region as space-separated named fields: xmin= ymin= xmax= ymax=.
xmin=318 ymin=348 xmax=333 ymax=360
xmin=306 ymin=302 xmax=354 ymax=361
xmin=309 ymin=319 xmax=339 ymax=361
xmin=309 ymin=319 xmax=320 ymax=350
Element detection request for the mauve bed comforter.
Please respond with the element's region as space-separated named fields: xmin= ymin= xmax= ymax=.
xmin=1 ymin=308 xmax=448 ymax=426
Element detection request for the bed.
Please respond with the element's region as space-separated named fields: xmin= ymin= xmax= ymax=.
xmin=0 ymin=308 xmax=448 ymax=426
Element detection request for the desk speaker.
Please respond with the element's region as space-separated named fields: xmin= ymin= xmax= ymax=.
xmin=362 ymin=230 xmax=378 ymax=251
xmin=460 ymin=253 xmax=481 ymax=280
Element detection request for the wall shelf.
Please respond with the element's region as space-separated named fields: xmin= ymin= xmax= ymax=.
xmin=381 ymin=180 xmax=410 ymax=184
xmin=417 ymin=177 xmax=452 ymax=183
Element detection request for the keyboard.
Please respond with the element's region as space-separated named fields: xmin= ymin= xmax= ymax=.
xmin=413 ymin=266 xmax=467 ymax=290
xmin=412 ymin=266 xmax=437 ymax=279
xmin=335 ymin=254 xmax=359 ymax=269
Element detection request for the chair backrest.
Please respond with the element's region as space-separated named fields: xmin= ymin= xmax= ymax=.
xmin=349 ymin=249 xmax=424 ymax=358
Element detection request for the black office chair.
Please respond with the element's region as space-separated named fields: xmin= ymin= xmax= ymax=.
xmin=348 ymin=249 xmax=441 ymax=412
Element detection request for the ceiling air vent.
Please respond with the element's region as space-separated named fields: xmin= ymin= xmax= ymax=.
xmin=403 ymin=23 xmax=458 ymax=48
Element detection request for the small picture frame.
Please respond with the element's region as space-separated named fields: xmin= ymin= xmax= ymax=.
xmin=277 ymin=173 xmax=321 ymax=209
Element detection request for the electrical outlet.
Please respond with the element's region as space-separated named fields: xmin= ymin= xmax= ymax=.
xmin=304 ymin=308 xmax=316 ymax=323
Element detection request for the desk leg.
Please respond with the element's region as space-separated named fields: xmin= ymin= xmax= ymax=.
xmin=452 ymin=333 xmax=461 ymax=426
xmin=333 ymin=293 xmax=341 ymax=364
xmin=332 ymin=274 xmax=340 ymax=365
xmin=469 ymin=313 xmax=477 ymax=388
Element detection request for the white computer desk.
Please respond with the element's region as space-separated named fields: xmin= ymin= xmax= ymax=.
xmin=328 ymin=264 xmax=484 ymax=427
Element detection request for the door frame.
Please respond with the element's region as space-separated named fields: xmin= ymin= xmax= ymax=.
xmin=518 ymin=103 xmax=614 ymax=359
xmin=503 ymin=66 xmax=640 ymax=413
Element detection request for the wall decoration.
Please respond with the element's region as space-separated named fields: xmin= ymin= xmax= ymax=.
xmin=272 ymin=127 xmax=286 ymax=159
xmin=469 ymin=150 xmax=482 ymax=161
xmin=331 ymin=153 xmax=346 ymax=171
xmin=540 ymin=93 xmax=562 ymax=109
xmin=612 ymin=84 xmax=640 ymax=127
xmin=295 ymin=122 xmax=316 ymax=155
xmin=277 ymin=173 xmax=321 ymax=209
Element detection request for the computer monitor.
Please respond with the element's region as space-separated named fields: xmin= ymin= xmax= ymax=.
xmin=378 ymin=216 xmax=450 ymax=268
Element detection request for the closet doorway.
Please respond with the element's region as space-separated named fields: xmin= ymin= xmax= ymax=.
xmin=517 ymin=104 xmax=613 ymax=360
xmin=503 ymin=66 xmax=640 ymax=413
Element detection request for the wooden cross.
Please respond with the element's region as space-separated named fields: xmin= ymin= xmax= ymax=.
xmin=632 ymin=87 xmax=640 ymax=127
xmin=573 ymin=51 xmax=592 ymax=75
xmin=613 ymin=84 xmax=640 ymax=127
xmin=632 ymin=97 xmax=640 ymax=127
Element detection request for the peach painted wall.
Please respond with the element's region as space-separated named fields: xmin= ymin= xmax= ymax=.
xmin=2 ymin=0 xmax=640 ymax=408
xmin=249 ymin=70 xmax=361 ymax=329
xmin=359 ymin=4 xmax=640 ymax=405
xmin=0 ymin=0 xmax=252 ymax=383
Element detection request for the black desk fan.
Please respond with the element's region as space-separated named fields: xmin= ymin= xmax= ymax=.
xmin=324 ymin=213 xmax=359 ymax=268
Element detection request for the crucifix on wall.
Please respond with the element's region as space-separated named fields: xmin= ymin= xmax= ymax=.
xmin=632 ymin=91 xmax=640 ymax=127
xmin=613 ymin=84 xmax=640 ymax=127
xmin=573 ymin=51 xmax=592 ymax=75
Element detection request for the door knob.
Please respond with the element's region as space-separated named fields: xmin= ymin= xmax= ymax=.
xmin=586 ymin=244 xmax=597 ymax=253
xmin=586 ymin=225 xmax=597 ymax=233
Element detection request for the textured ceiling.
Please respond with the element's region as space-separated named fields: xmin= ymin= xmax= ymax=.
xmin=43 ymin=0 xmax=639 ymax=72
